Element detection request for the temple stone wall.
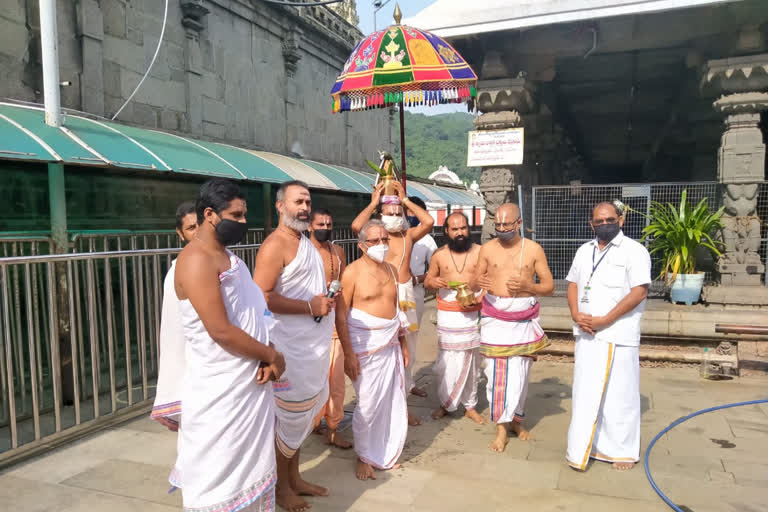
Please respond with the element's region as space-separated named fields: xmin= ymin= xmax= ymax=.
xmin=0 ymin=0 xmax=389 ymax=168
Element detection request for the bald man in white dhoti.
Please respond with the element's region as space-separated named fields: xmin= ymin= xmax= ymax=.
xmin=566 ymin=201 xmax=650 ymax=472
xmin=340 ymin=220 xmax=409 ymax=481
xmin=254 ymin=181 xmax=337 ymax=512
xmin=174 ymin=179 xmax=285 ymax=512
xmin=472 ymin=204 xmax=555 ymax=453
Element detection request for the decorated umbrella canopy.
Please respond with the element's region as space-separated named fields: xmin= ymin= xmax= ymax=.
xmin=330 ymin=4 xmax=477 ymax=191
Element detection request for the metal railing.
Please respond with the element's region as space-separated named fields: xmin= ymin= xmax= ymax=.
xmin=0 ymin=243 xmax=261 ymax=463
xmin=0 ymin=237 xmax=54 ymax=259
xmin=70 ymin=229 xmax=267 ymax=253
xmin=530 ymin=181 xmax=768 ymax=296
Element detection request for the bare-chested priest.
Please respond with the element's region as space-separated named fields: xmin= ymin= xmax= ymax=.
xmin=424 ymin=212 xmax=485 ymax=425
xmin=472 ymin=203 xmax=554 ymax=453
xmin=253 ymin=180 xmax=335 ymax=512
xmin=309 ymin=208 xmax=360 ymax=450
xmin=340 ymin=219 xmax=409 ymax=480
xmin=351 ymin=181 xmax=433 ymax=425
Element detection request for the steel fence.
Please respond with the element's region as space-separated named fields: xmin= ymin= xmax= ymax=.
xmin=0 ymin=237 xmax=54 ymax=259
xmin=0 ymin=243 xmax=260 ymax=463
xmin=4 ymin=228 xmax=364 ymax=255
xmin=70 ymin=229 xmax=267 ymax=253
xmin=530 ymin=181 xmax=767 ymax=296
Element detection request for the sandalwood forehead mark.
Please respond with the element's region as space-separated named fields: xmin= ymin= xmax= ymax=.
xmin=495 ymin=204 xmax=519 ymax=223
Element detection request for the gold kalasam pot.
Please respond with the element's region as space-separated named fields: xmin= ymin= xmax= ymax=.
xmin=380 ymin=174 xmax=398 ymax=198
xmin=455 ymin=283 xmax=476 ymax=308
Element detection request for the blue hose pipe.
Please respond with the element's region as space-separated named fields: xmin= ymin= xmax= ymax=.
xmin=644 ymin=398 xmax=768 ymax=511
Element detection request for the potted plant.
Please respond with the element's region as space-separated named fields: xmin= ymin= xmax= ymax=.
xmin=641 ymin=189 xmax=724 ymax=305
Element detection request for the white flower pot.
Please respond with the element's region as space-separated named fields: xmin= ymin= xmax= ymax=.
xmin=669 ymin=273 xmax=705 ymax=305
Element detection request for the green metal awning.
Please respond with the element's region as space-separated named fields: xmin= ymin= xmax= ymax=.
xmin=0 ymin=102 xmax=484 ymax=207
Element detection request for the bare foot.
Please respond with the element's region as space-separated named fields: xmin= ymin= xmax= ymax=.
xmin=431 ymin=407 xmax=448 ymax=420
xmin=612 ymin=461 xmax=635 ymax=471
xmin=408 ymin=413 xmax=422 ymax=426
xmin=291 ymin=476 xmax=329 ymax=497
xmin=464 ymin=408 xmax=486 ymax=425
xmin=509 ymin=420 xmax=532 ymax=440
xmin=326 ymin=430 xmax=353 ymax=449
xmin=355 ymin=458 xmax=376 ymax=480
xmin=312 ymin=426 xmax=323 ymax=435
xmin=489 ymin=424 xmax=508 ymax=453
xmin=411 ymin=387 xmax=428 ymax=397
xmin=276 ymin=485 xmax=310 ymax=512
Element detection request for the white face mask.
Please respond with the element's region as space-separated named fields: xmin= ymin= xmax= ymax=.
xmin=382 ymin=215 xmax=405 ymax=233
xmin=366 ymin=244 xmax=389 ymax=263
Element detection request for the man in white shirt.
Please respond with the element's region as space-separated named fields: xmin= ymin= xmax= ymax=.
xmin=406 ymin=196 xmax=438 ymax=327
xmin=565 ymin=201 xmax=651 ymax=472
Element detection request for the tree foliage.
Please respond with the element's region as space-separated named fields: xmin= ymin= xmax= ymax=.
xmin=390 ymin=111 xmax=480 ymax=184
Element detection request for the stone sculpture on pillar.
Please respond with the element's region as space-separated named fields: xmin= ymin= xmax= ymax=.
xmin=701 ymin=55 xmax=768 ymax=304
xmin=474 ymin=77 xmax=536 ymax=241
xmin=181 ymin=0 xmax=209 ymax=135
xmin=282 ymin=27 xmax=303 ymax=79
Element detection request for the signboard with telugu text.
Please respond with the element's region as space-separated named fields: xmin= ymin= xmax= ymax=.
xmin=466 ymin=128 xmax=524 ymax=167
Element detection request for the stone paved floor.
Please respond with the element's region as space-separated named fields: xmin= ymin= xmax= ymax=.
xmin=1 ymin=305 xmax=767 ymax=512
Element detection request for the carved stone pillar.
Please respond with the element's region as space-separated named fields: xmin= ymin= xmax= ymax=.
xmin=281 ymin=27 xmax=302 ymax=79
xmin=474 ymin=78 xmax=536 ymax=241
xmin=181 ymin=0 xmax=209 ymax=135
xmin=77 ymin=0 xmax=105 ymax=116
xmin=701 ymin=55 xmax=768 ymax=304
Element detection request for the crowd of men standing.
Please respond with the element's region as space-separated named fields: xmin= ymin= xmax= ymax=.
xmin=151 ymin=177 xmax=651 ymax=512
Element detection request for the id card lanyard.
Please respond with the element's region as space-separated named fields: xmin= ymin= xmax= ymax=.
xmin=581 ymin=244 xmax=611 ymax=304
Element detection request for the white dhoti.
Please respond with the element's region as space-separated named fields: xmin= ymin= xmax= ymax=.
xmin=152 ymin=260 xmax=184 ymax=430
xmin=177 ymin=252 xmax=276 ymax=512
xmin=271 ymin=236 xmax=333 ymax=458
xmin=398 ymin=279 xmax=419 ymax=391
xmin=480 ymin=294 xmax=549 ymax=424
xmin=434 ymin=289 xmax=481 ymax=412
xmin=566 ymin=339 xmax=640 ymax=470
xmin=151 ymin=261 xmax=184 ymax=491
xmin=348 ymin=308 xmax=408 ymax=470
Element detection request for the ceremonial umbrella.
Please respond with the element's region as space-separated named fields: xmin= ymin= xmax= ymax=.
xmin=330 ymin=4 xmax=477 ymax=191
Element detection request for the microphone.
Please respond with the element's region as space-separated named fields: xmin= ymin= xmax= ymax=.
xmin=314 ymin=279 xmax=341 ymax=323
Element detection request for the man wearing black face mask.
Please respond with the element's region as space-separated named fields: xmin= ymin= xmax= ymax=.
xmin=565 ymin=201 xmax=650 ymax=472
xmin=174 ymin=179 xmax=286 ymax=512
xmin=308 ymin=208 xmax=356 ymax=450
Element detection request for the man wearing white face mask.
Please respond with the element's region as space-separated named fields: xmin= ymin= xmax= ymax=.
xmin=339 ymin=219 xmax=409 ymax=480
xmin=351 ymin=181 xmax=434 ymax=425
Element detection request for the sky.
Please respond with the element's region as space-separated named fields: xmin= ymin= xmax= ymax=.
xmin=353 ymin=0 xmax=467 ymax=116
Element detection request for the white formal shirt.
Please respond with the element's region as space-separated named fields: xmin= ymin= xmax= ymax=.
xmin=410 ymin=234 xmax=437 ymax=281
xmin=565 ymin=230 xmax=651 ymax=346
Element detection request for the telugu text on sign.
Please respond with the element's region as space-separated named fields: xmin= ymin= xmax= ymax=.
xmin=466 ymin=128 xmax=524 ymax=167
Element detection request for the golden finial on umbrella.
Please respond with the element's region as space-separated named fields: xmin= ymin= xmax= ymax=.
xmin=393 ymin=3 xmax=402 ymax=25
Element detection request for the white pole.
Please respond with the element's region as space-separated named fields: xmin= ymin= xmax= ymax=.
xmin=39 ymin=0 xmax=62 ymax=127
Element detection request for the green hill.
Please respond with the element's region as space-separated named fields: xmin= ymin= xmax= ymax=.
xmin=391 ymin=111 xmax=480 ymax=184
